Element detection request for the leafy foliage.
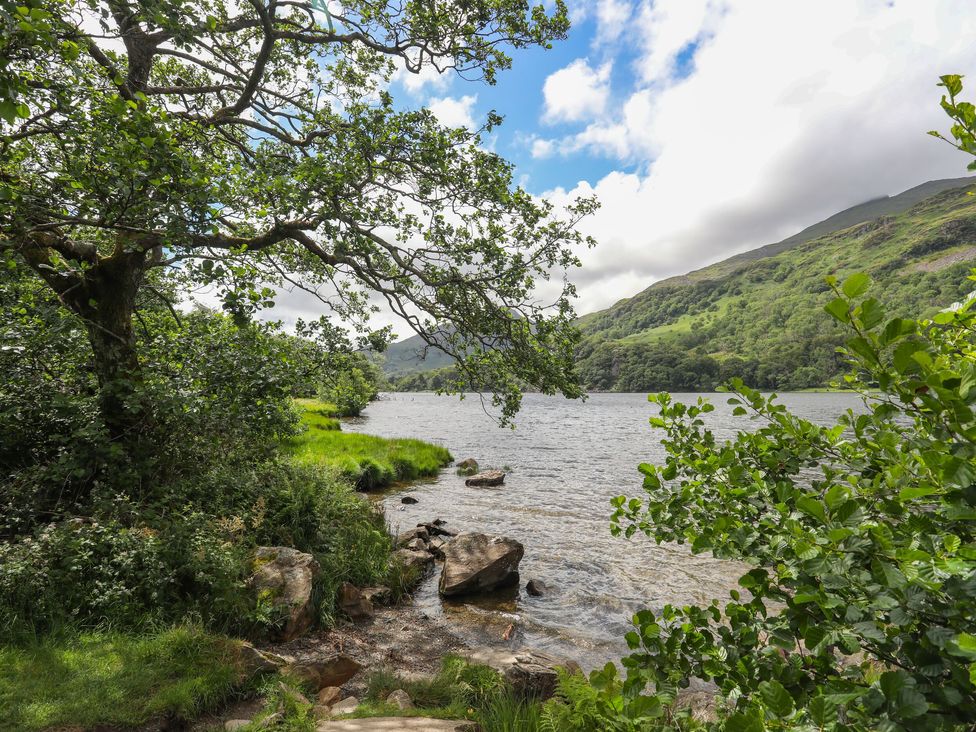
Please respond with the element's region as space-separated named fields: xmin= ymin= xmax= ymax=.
xmin=599 ymin=271 xmax=976 ymax=730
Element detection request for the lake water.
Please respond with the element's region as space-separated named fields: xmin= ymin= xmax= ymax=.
xmin=344 ymin=391 xmax=861 ymax=670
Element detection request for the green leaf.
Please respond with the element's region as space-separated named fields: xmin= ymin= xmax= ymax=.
xmin=759 ymin=680 xmax=795 ymax=718
xmin=825 ymin=298 xmax=851 ymax=323
xmin=842 ymin=272 xmax=871 ymax=298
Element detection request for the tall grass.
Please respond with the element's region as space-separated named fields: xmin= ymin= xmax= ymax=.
xmin=286 ymin=399 xmax=452 ymax=490
xmin=0 ymin=625 xmax=246 ymax=731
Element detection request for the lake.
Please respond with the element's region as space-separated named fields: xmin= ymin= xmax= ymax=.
xmin=344 ymin=391 xmax=862 ymax=670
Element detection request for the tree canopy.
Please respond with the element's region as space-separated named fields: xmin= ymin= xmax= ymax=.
xmin=0 ymin=0 xmax=594 ymax=443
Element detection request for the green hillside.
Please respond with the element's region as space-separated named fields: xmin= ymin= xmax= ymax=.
xmin=576 ymin=180 xmax=976 ymax=391
xmin=391 ymin=178 xmax=976 ymax=393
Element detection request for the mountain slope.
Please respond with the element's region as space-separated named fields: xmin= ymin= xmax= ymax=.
xmin=575 ymin=179 xmax=976 ymax=391
xmin=387 ymin=177 xmax=976 ymax=391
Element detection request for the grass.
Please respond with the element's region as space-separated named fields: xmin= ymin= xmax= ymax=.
xmin=286 ymin=399 xmax=452 ymax=490
xmin=0 ymin=625 xmax=249 ymax=731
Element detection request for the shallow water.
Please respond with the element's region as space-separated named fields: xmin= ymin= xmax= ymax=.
xmin=343 ymin=391 xmax=862 ymax=669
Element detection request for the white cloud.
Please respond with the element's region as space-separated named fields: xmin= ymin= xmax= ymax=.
xmin=542 ymin=0 xmax=976 ymax=316
xmin=394 ymin=62 xmax=452 ymax=96
xmin=428 ymin=94 xmax=478 ymax=130
xmin=595 ymin=0 xmax=633 ymax=45
xmin=531 ymin=137 xmax=557 ymax=159
xmin=543 ymin=59 xmax=613 ymax=124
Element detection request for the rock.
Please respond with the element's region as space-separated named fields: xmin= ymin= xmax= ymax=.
xmin=249 ymin=546 xmax=321 ymax=642
xmin=385 ymin=689 xmax=414 ymax=710
xmin=360 ymin=586 xmax=392 ymax=606
xmin=464 ymin=649 xmax=580 ymax=701
xmin=315 ymin=719 xmax=475 ymax=731
xmin=405 ymin=537 xmax=428 ymax=552
xmin=525 ymin=579 xmax=547 ymax=597
xmin=394 ymin=547 xmax=434 ymax=573
xmin=330 ymin=696 xmax=359 ymax=715
xmin=464 ymin=470 xmax=505 ymax=487
xmin=238 ymin=641 xmax=286 ymax=674
xmin=313 ymin=704 xmax=333 ymax=720
xmin=225 ymin=721 xmax=250 ymax=732
xmin=456 ymin=458 xmax=479 ymax=476
xmin=338 ymin=582 xmax=374 ymax=621
xmin=438 ymin=533 xmax=524 ymax=597
xmin=286 ymin=655 xmax=362 ymax=690
xmin=420 ymin=521 xmax=457 ymax=538
xmin=428 ymin=536 xmax=448 ymax=559
xmin=318 ymin=686 xmax=344 ymax=707
xmin=396 ymin=526 xmax=430 ymax=547
xmin=401 ymin=495 xmax=419 ymax=504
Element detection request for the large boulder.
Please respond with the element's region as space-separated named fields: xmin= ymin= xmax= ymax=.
xmin=438 ymin=533 xmax=524 ymax=597
xmin=464 ymin=470 xmax=505 ymax=487
xmin=250 ymin=546 xmax=320 ymax=641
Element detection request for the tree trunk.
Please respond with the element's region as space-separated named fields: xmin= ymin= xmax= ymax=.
xmin=26 ymin=242 xmax=151 ymax=450
xmin=78 ymin=251 xmax=148 ymax=447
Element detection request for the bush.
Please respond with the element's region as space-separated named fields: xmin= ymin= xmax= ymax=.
xmin=596 ymin=272 xmax=976 ymax=729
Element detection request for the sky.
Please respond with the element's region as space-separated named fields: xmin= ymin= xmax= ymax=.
xmin=257 ymin=0 xmax=976 ymax=333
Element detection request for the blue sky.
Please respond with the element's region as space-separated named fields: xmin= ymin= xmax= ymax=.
xmin=268 ymin=1 xmax=976 ymax=329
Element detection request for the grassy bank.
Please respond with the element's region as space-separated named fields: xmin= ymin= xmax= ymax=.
xmin=286 ymin=399 xmax=453 ymax=490
xmin=0 ymin=626 xmax=247 ymax=731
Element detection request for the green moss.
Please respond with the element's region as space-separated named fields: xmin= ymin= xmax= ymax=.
xmin=0 ymin=626 xmax=248 ymax=731
xmin=286 ymin=400 xmax=452 ymax=490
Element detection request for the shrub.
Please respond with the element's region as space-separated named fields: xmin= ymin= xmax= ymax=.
xmin=599 ymin=272 xmax=976 ymax=729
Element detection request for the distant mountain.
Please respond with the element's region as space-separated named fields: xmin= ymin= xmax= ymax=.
xmin=574 ymin=177 xmax=976 ymax=392
xmin=387 ymin=176 xmax=976 ymax=391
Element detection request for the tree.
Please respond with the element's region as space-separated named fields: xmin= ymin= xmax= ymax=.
xmin=0 ymin=0 xmax=594 ymax=451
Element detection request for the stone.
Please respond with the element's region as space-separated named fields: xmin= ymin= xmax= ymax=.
xmin=396 ymin=527 xmax=430 ymax=547
xmin=318 ymin=686 xmax=344 ymax=707
xmin=338 ymin=582 xmax=374 ymax=621
xmin=286 ymin=655 xmax=362 ymax=690
xmin=316 ymin=719 xmax=473 ymax=731
xmin=249 ymin=546 xmax=320 ymax=642
xmin=456 ymin=458 xmax=479 ymax=476
xmin=428 ymin=536 xmax=448 ymax=559
xmin=394 ymin=547 xmax=434 ymax=574
xmin=420 ymin=521 xmax=457 ymax=538
xmin=525 ymin=579 xmax=547 ymax=597
xmin=463 ymin=649 xmax=580 ymax=701
xmin=225 ymin=721 xmax=250 ymax=732
xmin=330 ymin=696 xmax=359 ymax=715
xmin=238 ymin=641 xmax=286 ymax=674
xmin=360 ymin=586 xmax=392 ymax=606
xmin=438 ymin=533 xmax=524 ymax=597
xmin=385 ymin=689 xmax=414 ymax=710
xmin=464 ymin=470 xmax=505 ymax=487
xmin=313 ymin=704 xmax=333 ymax=720
xmin=401 ymin=495 xmax=419 ymax=504
xmin=405 ymin=537 xmax=428 ymax=552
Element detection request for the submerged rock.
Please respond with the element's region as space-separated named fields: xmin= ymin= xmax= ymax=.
xmin=249 ymin=546 xmax=320 ymax=642
xmin=464 ymin=470 xmax=505 ymax=487
xmin=401 ymin=495 xmax=419 ymax=504
xmin=439 ymin=533 xmax=524 ymax=597
xmin=456 ymin=458 xmax=479 ymax=476
xmin=525 ymin=579 xmax=548 ymax=597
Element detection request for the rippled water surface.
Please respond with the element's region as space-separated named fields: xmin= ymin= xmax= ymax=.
xmin=344 ymin=391 xmax=861 ymax=669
